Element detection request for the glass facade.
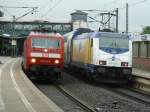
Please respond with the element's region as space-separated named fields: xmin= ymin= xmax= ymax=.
xmin=0 ymin=22 xmax=72 ymax=37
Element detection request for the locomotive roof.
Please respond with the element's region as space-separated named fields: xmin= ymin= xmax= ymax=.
xmin=28 ymin=32 xmax=63 ymax=38
xmin=74 ymin=31 xmax=130 ymax=40
xmin=63 ymin=28 xmax=92 ymax=38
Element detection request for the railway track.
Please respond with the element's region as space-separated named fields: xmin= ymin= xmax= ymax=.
xmin=124 ymin=87 xmax=150 ymax=105
xmin=55 ymin=85 xmax=96 ymax=112
xmin=64 ymin=70 xmax=150 ymax=106
xmin=105 ymin=86 xmax=150 ymax=106
xmin=65 ymin=69 xmax=150 ymax=105
xmin=128 ymin=87 xmax=150 ymax=98
xmin=31 ymin=69 xmax=150 ymax=112
xmin=34 ymin=80 xmax=97 ymax=112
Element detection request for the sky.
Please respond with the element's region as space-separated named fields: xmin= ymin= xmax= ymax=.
xmin=0 ymin=0 xmax=150 ymax=33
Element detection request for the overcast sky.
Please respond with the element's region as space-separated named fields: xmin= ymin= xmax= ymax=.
xmin=0 ymin=0 xmax=150 ymax=33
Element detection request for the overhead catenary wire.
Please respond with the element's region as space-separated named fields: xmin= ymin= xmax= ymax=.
xmin=130 ymin=0 xmax=148 ymax=7
xmin=0 ymin=7 xmax=13 ymax=16
xmin=15 ymin=7 xmax=38 ymax=21
xmin=103 ymin=0 xmax=121 ymax=6
xmin=0 ymin=5 xmax=38 ymax=9
xmin=37 ymin=0 xmax=53 ymax=17
xmin=102 ymin=0 xmax=121 ymax=10
xmin=38 ymin=0 xmax=53 ymax=11
xmin=42 ymin=0 xmax=63 ymax=17
xmin=118 ymin=0 xmax=148 ymax=10
xmin=0 ymin=5 xmax=38 ymax=16
xmin=87 ymin=16 xmax=103 ymax=24
xmin=0 ymin=5 xmax=38 ymax=19
xmin=77 ymin=0 xmax=120 ymax=13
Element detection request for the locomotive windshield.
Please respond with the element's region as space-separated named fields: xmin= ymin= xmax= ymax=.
xmin=99 ymin=36 xmax=129 ymax=54
xmin=32 ymin=38 xmax=60 ymax=49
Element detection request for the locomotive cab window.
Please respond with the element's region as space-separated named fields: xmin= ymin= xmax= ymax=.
xmin=99 ymin=36 xmax=129 ymax=54
xmin=32 ymin=38 xmax=61 ymax=49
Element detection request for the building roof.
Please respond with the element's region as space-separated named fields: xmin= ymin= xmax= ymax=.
xmin=0 ymin=16 xmax=70 ymax=23
xmin=132 ymin=34 xmax=150 ymax=41
xmin=70 ymin=10 xmax=88 ymax=15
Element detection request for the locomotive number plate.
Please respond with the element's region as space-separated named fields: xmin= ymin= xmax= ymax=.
xmin=42 ymin=53 xmax=49 ymax=57
xmin=108 ymin=61 xmax=120 ymax=66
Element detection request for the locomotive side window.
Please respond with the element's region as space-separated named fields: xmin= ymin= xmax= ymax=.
xmin=32 ymin=38 xmax=60 ymax=49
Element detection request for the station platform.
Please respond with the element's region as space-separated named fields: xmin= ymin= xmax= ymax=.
xmin=0 ymin=57 xmax=64 ymax=112
xmin=132 ymin=68 xmax=150 ymax=92
xmin=133 ymin=68 xmax=150 ymax=79
xmin=0 ymin=56 xmax=150 ymax=112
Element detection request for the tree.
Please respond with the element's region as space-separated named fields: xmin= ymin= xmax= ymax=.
xmin=0 ymin=10 xmax=4 ymax=17
xmin=141 ymin=26 xmax=150 ymax=34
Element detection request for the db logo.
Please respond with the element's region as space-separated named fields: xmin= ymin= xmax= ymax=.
xmin=42 ymin=53 xmax=48 ymax=57
xmin=112 ymin=56 xmax=115 ymax=61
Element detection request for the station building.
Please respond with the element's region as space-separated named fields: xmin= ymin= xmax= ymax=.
xmin=0 ymin=10 xmax=89 ymax=56
xmin=132 ymin=34 xmax=150 ymax=71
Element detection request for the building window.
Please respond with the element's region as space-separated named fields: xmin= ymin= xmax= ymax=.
xmin=133 ymin=42 xmax=139 ymax=57
xmin=140 ymin=41 xmax=147 ymax=57
xmin=148 ymin=41 xmax=150 ymax=57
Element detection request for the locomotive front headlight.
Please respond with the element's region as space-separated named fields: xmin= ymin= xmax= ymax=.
xmin=44 ymin=49 xmax=48 ymax=52
xmin=99 ymin=60 xmax=106 ymax=65
xmin=121 ymin=62 xmax=128 ymax=67
xmin=54 ymin=60 xmax=59 ymax=64
xmin=31 ymin=58 xmax=36 ymax=63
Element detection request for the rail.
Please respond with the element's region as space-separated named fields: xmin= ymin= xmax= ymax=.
xmin=132 ymin=75 xmax=150 ymax=92
xmin=55 ymin=85 xmax=96 ymax=112
xmin=111 ymin=87 xmax=150 ymax=106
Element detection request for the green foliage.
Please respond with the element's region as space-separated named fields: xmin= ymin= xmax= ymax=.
xmin=0 ymin=10 xmax=4 ymax=17
xmin=141 ymin=26 xmax=150 ymax=34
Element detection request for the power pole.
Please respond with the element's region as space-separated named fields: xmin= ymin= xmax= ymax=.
xmin=126 ymin=3 xmax=129 ymax=33
xmin=116 ymin=8 xmax=118 ymax=32
xmin=80 ymin=9 xmax=119 ymax=32
xmin=11 ymin=16 xmax=16 ymax=57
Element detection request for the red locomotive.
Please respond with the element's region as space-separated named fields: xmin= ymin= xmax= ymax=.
xmin=22 ymin=32 xmax=64 ymax=80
